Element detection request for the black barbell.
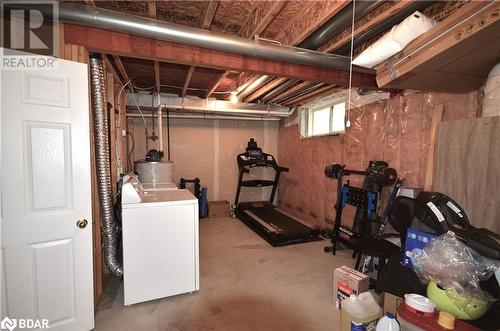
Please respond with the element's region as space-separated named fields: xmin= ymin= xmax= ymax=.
xmin=325 ymin=163 xmax=397 ymax=187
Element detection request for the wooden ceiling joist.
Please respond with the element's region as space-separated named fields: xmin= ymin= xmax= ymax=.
xmin=239 ymin=1 xmax=287 ymax=39
xmin=319 ymin=0 xmax=416 ymax=53
xmin=103 ymin=54 xmax=122 ymax=85
xmin=274 ymin=0 xmax=350 ymax=46
xmin=154 ymin=60 xmax=160 ymax=93
xmin=148 ymin=1 xmax=157 ymax=19
xmin=148 ymin=1 xmax=161 ymax=94
xmin=208 ymin=1 xmax=286 ymax=98
xmin=288 ymin=86 xmax=340 ymax=106
xmin=244 ymin=77 xmax=288 ymax=103
xmin=200 ymin=0 xmax=220 ymax=30
xmin=283 ymin=84 xmax=334 ymax=106
xmin=207 ymin=71 xmax=229 ymax=98
xmin=181 ymin=66 xmax=196 ymax=98
xmin=112 ymin=55 xmax=133 ymax=91
xmin=242 ymin=1 xmax=349 ymax=103
xmin=270 ymin=80 xmax=313 ymax=103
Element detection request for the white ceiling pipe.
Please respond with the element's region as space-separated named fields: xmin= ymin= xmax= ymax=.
xmin=127 ymin=93 xmax=290 ymax=113
xmin=237 ymin=75 xmax=271 ymax=100
xmin=126 ymin=113 xmax=282 ymax=122
xmin=152 ymin=103 xmax=294 ymax=117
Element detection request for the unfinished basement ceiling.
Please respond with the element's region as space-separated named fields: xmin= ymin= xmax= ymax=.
xmin=80 ymin=0 xmax=470 ymax=105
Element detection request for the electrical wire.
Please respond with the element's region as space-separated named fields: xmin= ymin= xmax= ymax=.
xmin=346 ymin=0 xmax=356 ymax=129
xmin=127 ymin=130 xmax=135 ymax=172
xmin=116 ymin=77 xmax=150 ymax=151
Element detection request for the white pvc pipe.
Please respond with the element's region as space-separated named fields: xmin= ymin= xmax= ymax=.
xmin=157 ymin=105 xmax=163 ymax=153
xmin=155 ymin=103 xmax=293 ymax=117
xmin=126 ymin=113 xmax=281 ymax=121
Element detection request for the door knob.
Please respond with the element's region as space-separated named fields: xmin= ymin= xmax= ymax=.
xmin=76 ymin=219 xmax=88 ymax=229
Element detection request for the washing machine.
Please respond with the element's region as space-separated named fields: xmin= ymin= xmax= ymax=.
xmin=121 ymin=174 xmax=199 ymax=305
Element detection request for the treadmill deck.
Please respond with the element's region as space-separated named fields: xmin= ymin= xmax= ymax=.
xmin=237 ymin=202 xmax=321 ymax=247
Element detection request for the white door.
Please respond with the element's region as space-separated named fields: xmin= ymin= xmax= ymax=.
xmin=1 ymin=55 xmax=94 ymax=330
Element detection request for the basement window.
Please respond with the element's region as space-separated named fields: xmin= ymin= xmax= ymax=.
xmin=301 ymin=101 xmax=346 ymax=138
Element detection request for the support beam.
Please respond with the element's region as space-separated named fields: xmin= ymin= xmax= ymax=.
xmin=319 ymin=0 xmax=415 ymax=53
xmin=274 ymin=0 xmax=350 ymax=46
xmin=207 ymin=71 xmax=229 ymax=98
xmin=112 ymin=54 xmax=133 ymax=92
xmin=181 ymin=66 xmax=196 ymax=98
xmin=199 ymin=0 xmax=219 ymax=30
xmin=270 ymin=81 xmax=313 ymax=103
xmin=65 ymin=25 xmax=377 ymax=88
xmin=154 ymin=60 xmax=160 ymax=93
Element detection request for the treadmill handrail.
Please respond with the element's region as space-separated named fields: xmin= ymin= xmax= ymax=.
xmin=234 ymin=151 xmax=288 ymax=206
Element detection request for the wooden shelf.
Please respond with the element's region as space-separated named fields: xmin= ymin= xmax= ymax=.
xmin=376 ymin=1 xmax=500 ymax=93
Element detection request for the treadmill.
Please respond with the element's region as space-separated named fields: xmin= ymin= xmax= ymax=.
xmin=234 ymin=138 xmax=321 ymax=247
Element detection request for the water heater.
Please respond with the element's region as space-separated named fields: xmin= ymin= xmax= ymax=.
xmin=135 ymin=160 xmax=174 ymax=184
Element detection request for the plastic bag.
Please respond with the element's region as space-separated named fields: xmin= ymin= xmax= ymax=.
xmin=412 ymin=232 xmax=499 ymax=301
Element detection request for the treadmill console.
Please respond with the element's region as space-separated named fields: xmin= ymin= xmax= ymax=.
xmin=247 ymin=148 xmax=264 ymax=160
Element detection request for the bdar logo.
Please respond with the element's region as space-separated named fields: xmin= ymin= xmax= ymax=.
xmin=0 ymin=317 xmax=17 ymax=331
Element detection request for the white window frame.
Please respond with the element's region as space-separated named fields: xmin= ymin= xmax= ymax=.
xmin=300 ymin=100 xmax=346 ymax=138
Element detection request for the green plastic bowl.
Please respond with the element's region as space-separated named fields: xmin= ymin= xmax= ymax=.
xmin=427 ymin=281 xmax=488 ymax=320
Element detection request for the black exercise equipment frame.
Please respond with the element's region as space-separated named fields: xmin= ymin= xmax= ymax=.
xmin=234 ymin=139 xmax=321 ymax=247
xmin=324 ymin=162 xmax=397 ymax=255
xmin=234 ymin=144 xmax=288 ymax=207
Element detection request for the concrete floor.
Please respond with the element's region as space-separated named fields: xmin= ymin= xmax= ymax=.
xmin=95 ymin=217 xmax=354 ymax=331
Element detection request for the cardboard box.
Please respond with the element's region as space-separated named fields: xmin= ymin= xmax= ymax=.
xmin=333 ymin=266 xmax=369 ymax=309
xmin=207 ymin=200 xmax=230 ymax=218
xmin=383 ymin=292 xmax=404 ymax=316
xmin=402 ymin=228 xmax=436 ymax=270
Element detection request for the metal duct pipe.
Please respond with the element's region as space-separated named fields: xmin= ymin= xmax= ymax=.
xmin=49 ymin=3 xmax=373 ymax=74
xmin=245 ymin=1 xmax=382 ymax=101
xmin=261 ymin=80 xmax=299 ymax=102
xmin=280 ymin=83 xmax=326 ymax=104
xmin=237 ymin=75 xmax=272 ymax=100
xmin=89 ymin=53 xmax=123 ymax=278
xmin=278 ymin=83 xmax=325 ymax=104
xmin=299 ymin=0 xmax=383 ymax=50
xmin=335 ymin=1 xmax=435 ymax=55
